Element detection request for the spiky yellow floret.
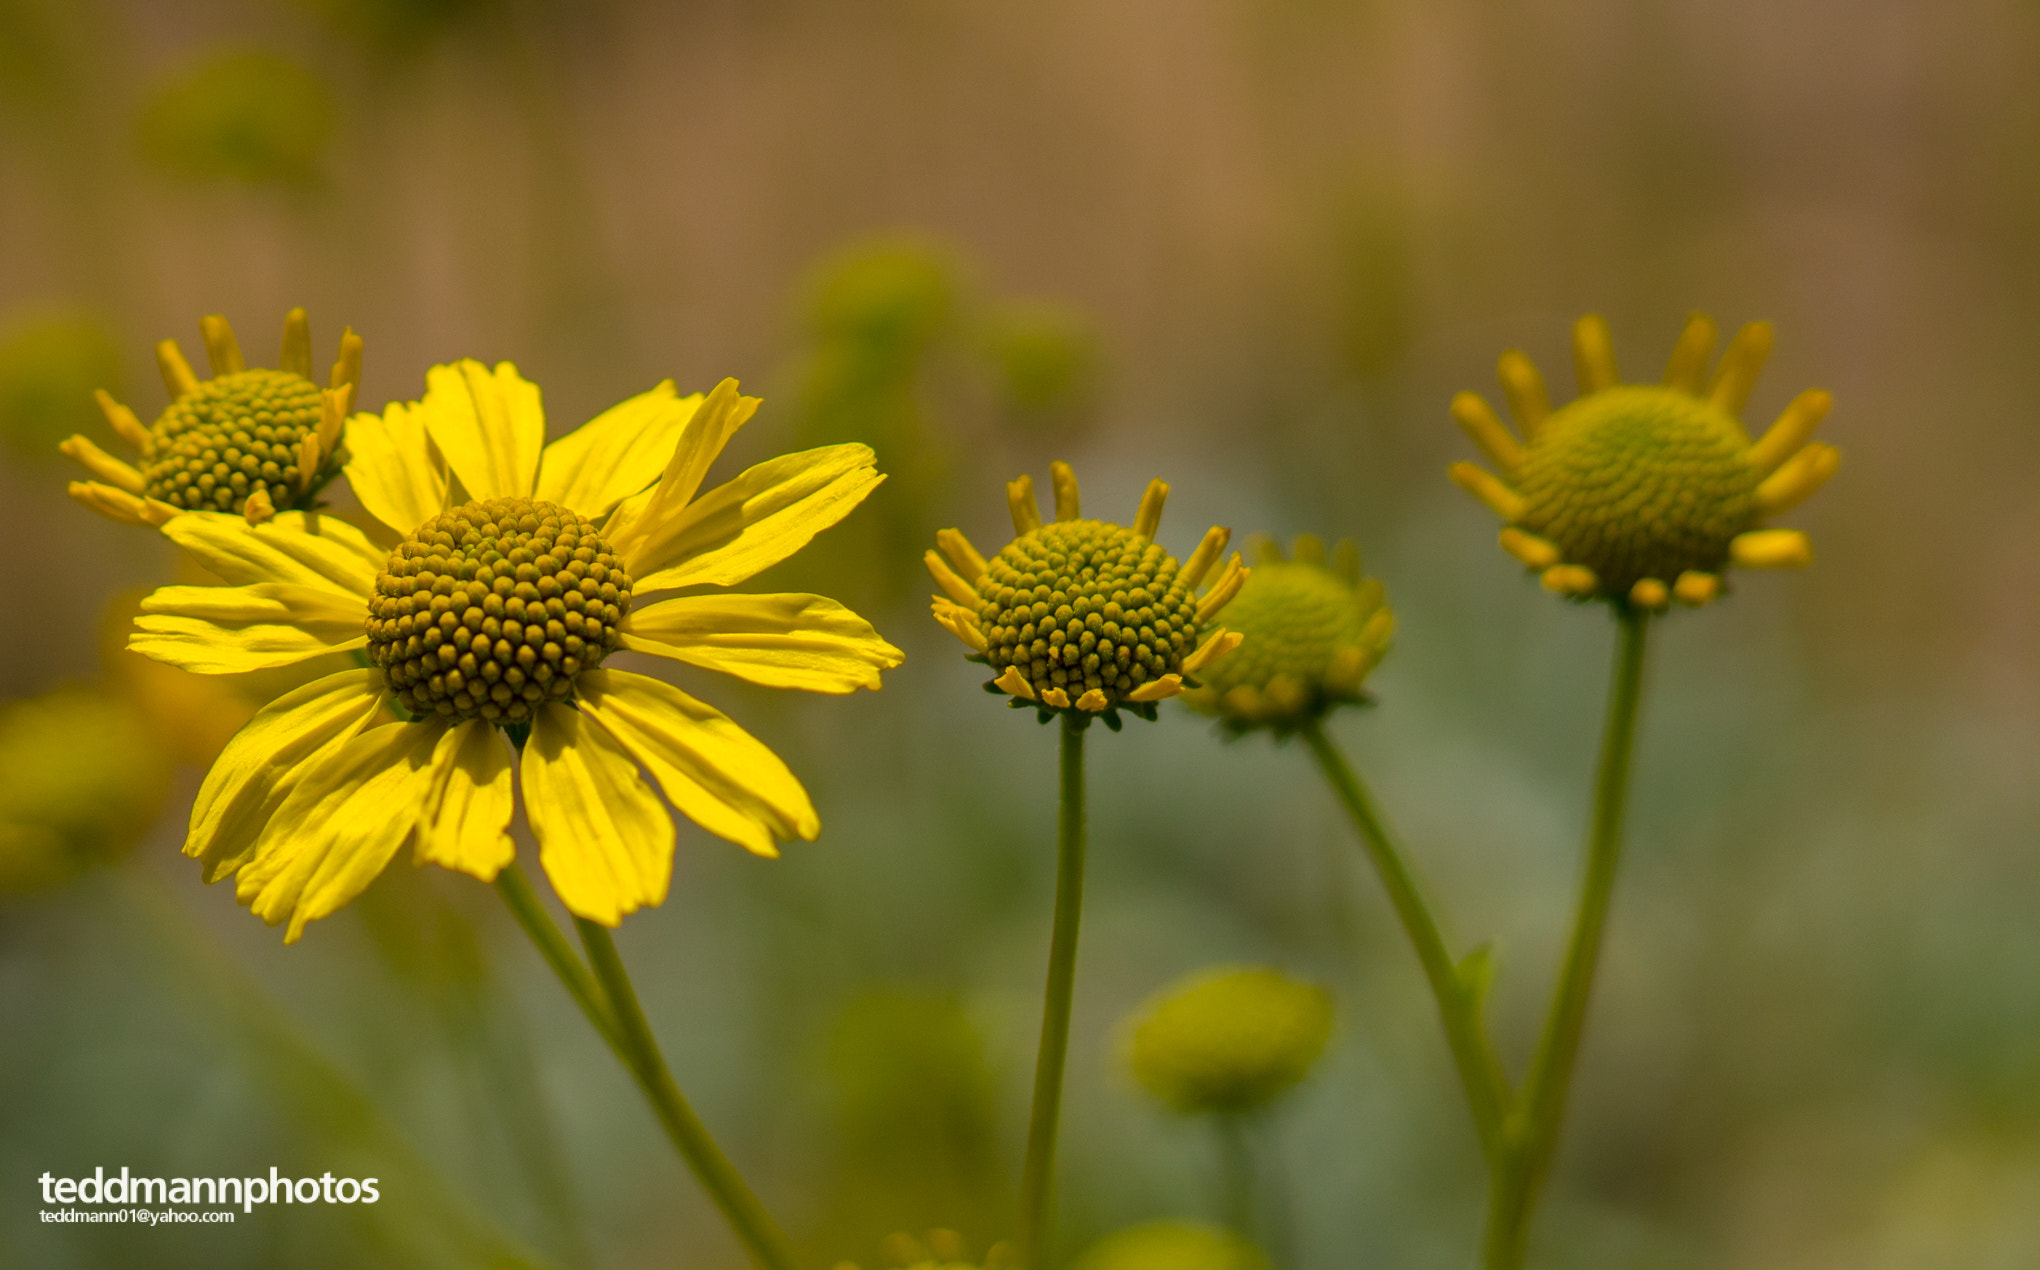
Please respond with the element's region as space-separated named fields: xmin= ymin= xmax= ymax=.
xmin=62 ymin=308 xmax=361 ymax=527
xmin=1182 ymin=535 xmax=1394 ymax=734
xmin=1448 ymin=313 xmax=1838 ymax=610
xmin=927 ymin=463 xmax=1245 ymax=728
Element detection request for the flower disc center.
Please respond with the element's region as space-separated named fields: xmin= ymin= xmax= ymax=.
xmin=368 ymin=496 xmax=633 ymax=724
xmin=142 ymin=368 xmax=335 ymax=514
xmin=975 ymin=520 xmax=1199 ymax=705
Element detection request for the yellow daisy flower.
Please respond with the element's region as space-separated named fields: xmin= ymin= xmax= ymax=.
xmin=128 ymin=363 xmax=901 ymax=940
xmin=1447 ymin=313 xmax=1839 ymax=609
xmin=63 ymin=308 xmax=362 ymax=526
xmin=924 ymin=462 xmax=1247 ymax=728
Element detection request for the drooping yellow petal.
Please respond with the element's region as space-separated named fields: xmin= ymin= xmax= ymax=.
xmin=342 ymin=399 xmax=447 ymax=537
xmin=1497 ymin=350 xmax=1550 ymax=436
xmin=522 ymin=700 xmax=675 ymax=924
xmin=1572 ymin=314 xmax=1618 ymax=394
xmin=59 ymin=435 xmax=145 ymax=492
xmin=930 ymin=600 xmax=989 ymax=653
xmin=157 ymin=339 xmax=200 ymax=399
xmin=419 ymin=360 xmax=546 ymax=500
xmin=95 ymin=389 xmax=150 ymax=450
xmin=1753 ymin=441 xmax=1840 ymax=515
xmin=1196 ymin=554 xmax=1247 ymax=622
xmin=280 ymin=307 xmax=314 ymax=378
xmin=1498 ymin=527 xmax=1561 ymax=568
xmin=1448 ymin=462 xmax=1527 ymax=521
xmin=242 ymin=487 xmax=276 ymax=524
xmin=1747 ymin=389 xmax=1833 ymax=475
xmin=1450 ymin=392 xmax=1523 ymax=474
xmin=1673 ymin=571 xmax=1721 ymax=605
xmin=1664 ymin=313 xmax=1717 ymax=392
xmin=140 ymin=580 xmax=369 ymax=632
xmin=69 ymin=481 xmax=178 ymax=527
xmin=1180 ymin=526 xmax=1231 ymax=590
xmin=1729 ymin=528 xmax=1812 ymax=568
xmin=1075 ymin=688 xmax=1109 ymax=712
xmin=1181 ymin=627 xmax=1242 ymax=675
xmin=994 ymin=666 xmax=1036 ymax=699
xmin=200 ymin=315 xmax=244 ymax=375
xmin=414 ymin=720 xmax=515 ymax=880
xmin=621 ymin=593 xmax=904 ymax=694
xmin=161 ymin=510 xmax=382 ymax=598
xmin=622 ymin=444 xmax=884 ymax=592
xmin=536 ymin=381 xmax=707 ymax=518
xmin=577 ymin=669 xmax=818 ymax=858
xmin=1629 ymin=578 xmax=1669 ymax=610
xmin=1708 ymin=321 xmax=1774 ymax=418
xmin=236 ymin=718 xmax=445 ymax=943
xmin=1039 ymin=687 xmax=1071 ymax=709
xmin=186 ymin=669 xmax=386 ymax=881
xmin=601 ymin=379 xmax=759 ymax=559
xmin=1541 ymin=564 xmax=1599 ymax=595
xmin=936 ymin=528 xmax=987 ymax=581
xmin=1125 ymin=673 xmax=1183 ymax=703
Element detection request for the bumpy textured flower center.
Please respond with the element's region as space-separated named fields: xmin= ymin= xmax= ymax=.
xmin=1515 ymin=386 xmax=1760 ymax=593
xmin=142 ymin=368 xmax=337 ymax=513
xmin=975 ymin=520 xmax=1200 ymax=705
xmin=368 ymin=497 xmax=633 ymax=724
xmin=1195 ymin=563 xmax=1369 ymax=701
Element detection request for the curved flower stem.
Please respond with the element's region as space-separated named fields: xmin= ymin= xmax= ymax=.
xmin=1483 ymin=607 xmax=1653 ymax=1269
xmin=575 ymin=919 xmax=803 ymax=1270
xmin=494 ymin=866 xmax=799 ymax=1270
xmin=1299 ymin=720 xmax=1510 ymax=1160
xmin=1019 ymin=711 xmax=1090 ymax=1269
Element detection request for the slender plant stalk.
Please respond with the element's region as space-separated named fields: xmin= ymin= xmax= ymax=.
xmin=1019 ymin=712 xmax=1091 ymax=1269
xmin=1214 ymin=1114 xmax=1257 ymax=1244
xmin=1482 ymin=608 xmax=1653 ymax=1269
xmin=494 ymin=866 xmax=799 ymax=1270
xmin=1300 ymin=720 xmax=1510 ymax=1159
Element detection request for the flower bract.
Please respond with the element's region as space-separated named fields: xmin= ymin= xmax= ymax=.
xmin=1181 ymin=534 xmax=1393 ymax=734
xmin=1448 ymin=313 xmax=1839 ymax=609
xmin=926 ymin=463 xmax=1247 ymax=728
xmin=128 ymin=363 xmax=901 ymax=939
xmin=63 ymin=309 xmax=361 ymax=527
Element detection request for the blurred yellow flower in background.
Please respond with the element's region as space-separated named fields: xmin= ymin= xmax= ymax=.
xmin=63 ymin=308 xmax=362 ymax=527
xmin=1124 ymin=966 xmax=1334 ymax=1117
xmin=128 ymin=363 xmax=900 ymax=940
xmin=1070 ymin=1221 xmax=1268 ymax=1270
xmin=137 ymin=49 xmax=336 ymax=186
xmin=0 ymin=685 xmax=169 ymax=893
xmin=1181 ymin=534 xmax=1393 ymax=735
xmin=926 ymin=462 xmax=1246 ymax=726
xmin=834 ymin=1228 xmax=1016 ymax=1270
xmin=1448 ymin=313 xmax=1840 ymax=609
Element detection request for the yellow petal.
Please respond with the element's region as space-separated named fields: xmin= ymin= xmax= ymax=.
xmin=1125 ymin=672 xmax=1183 ymax=703
xmin=133 ymin=578 xmax=368 ymax=672
xmin=1572 ymin=314 xmax=1618 ymax=394
xmin=1180 ymin=526 xmax=1230 ymax=590
xmin=1708 ymin=321 xmax=1774 ymax=418
xmin=1039 ymin=687 xmax=1072 ymax=709
xmin=68 ymin=481 xmax=177 ymax=527
xmin=930 ymin=599 xmax=988 ymax=653
xmin=186 ymin=669 xmax=386 ymax=881
xmin=280 ymin=307 xmax=313 ymax=378
xmin=1498 ymin=527 xmax=1561 ymax=568
xmin=1133 ymin=479 xmax=1168 ymax=539
xmin=1748 ymin=389 xmax=1834 ymax=476
xmin=1497 ymin=350 xmax=1550 ymax=436
xmin=601 ymin=379 xmax=759 ymax=558
xmin=935 ymin=528 xmax=987 ymax=581
xmin=1448 ymin=462 xmax=1526 ymax=521
xmin=1196 ymin=554 xmax=1247 ymax=622
xmin=1075 ymin=688 xmax=1108 ymax=712
xmin=95 ymin=389 xmax=149 ymax=449
xmin=536 ymin=382 xmax=707 ymax=518
xmin=200 ymin=315 xmax=244 ymax=375
xmin=994 ymin=666 xmax=1036 ymax=699
xmin=1450 ymin=392 xmax=1523 ymax=474
xmin=1729 ymin=528 xmax=1812 ymax=569
xmin=1663 ymin=313 xmax=1717 ymax=393
xmin=1050 ymin=460 xmax=1080 ymax=521
xmin=924 ymin=550 xmax=978 ymax=607
xmin=414 ymin=720 xmax=515 ymax=880
xmin=419 ymin=360 xmax=545 ymax=500
xmin=237 ymin=718 xmax=445 ymax=943
xmin=1753 ymin=441 xmax=1840 ymax=515
xmin=157 ymin=339 xmax=199 ymax=399
xmin=621 ymin=593 xmax=903 ymax=694
xmin=1007 ymin=474 xmax=1042 ymax=534
xmin=577 ymin=669 xmax=818 ymax=857
xmin=59 ymin=435 xmax=145 ymax=492
xmin=161 ymin=510 xmax=382 ymax=598
xmin=522 ymin=699 xmax=675 ymax=924
xmin=342 ymin=399 xmax=447 ymax=537
xmin=623 ymin=443 xmax=884 ymax=592
xmin=1181 ymin=627 xmax=1242 ymax=675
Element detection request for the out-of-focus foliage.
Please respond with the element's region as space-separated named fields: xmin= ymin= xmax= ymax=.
xmin=297 ymin=0 xmax=500 ymax=54
xmin=1070 ymin=1221 xmax=1268 ymax=1270
xmin=0 ymin=685 xmax=168 ymax=892
xmin=137 ymin=50 xmax=336 ymax=185
xmin=0 ymin=312 xmax=121 ymax=459
xmin=981 ymin=299 xmax=1103 ymax=433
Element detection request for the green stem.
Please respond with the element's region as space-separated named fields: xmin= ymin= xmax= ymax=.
xmin=576 ymin=919 xmax=802 ymax=1270
xmin=1300 ymin=720 xmax=1510 ymax=1160
xmin=1019 ymin=712 xmax=1090 ymax=1269
xmin=1215 ymin=1114 xmax=1257 ymax=1243
xmin=1483 ymin=608 xmax=1652 ymax=1269
xmin=494 ymin=863 xmax=621 ymax=1052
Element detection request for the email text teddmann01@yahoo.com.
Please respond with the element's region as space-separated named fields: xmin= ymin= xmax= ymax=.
xmin=38 ymin=1167 xmax=381 ymax=1221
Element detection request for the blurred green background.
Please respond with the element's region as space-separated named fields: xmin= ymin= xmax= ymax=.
xmin=3 ymin=1 xmax=2037 ymax=1268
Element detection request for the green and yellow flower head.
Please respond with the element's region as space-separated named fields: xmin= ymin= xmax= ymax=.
xmin=128 ymin=363 xmax=901 ymax=941
xmin=1180 ymin=534 xmax=1393 ymax=735
xmin=925 ymin=463 xmax=1247 ymax=729
xmin=0 ymin=686 xmax=171 ymax=893
xmin=835 ymin=1229 xmax=1017 ymax=1270
xmin=1448 ymin=314 xmax=1839 ymax=610
xmin=1125 ymin=965 xmax=1333 ymax=1116
xmin=63 ymin=309 xmax=362 ymax=527
xmin=1071 ymin=1222 xmax=1269 ymax=1270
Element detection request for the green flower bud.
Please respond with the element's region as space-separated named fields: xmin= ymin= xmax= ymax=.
xmin=1181 ymin=535 xmax=1392 ymax=734
xmin=1126 ymin=966 xmax=1333 ymax=1116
